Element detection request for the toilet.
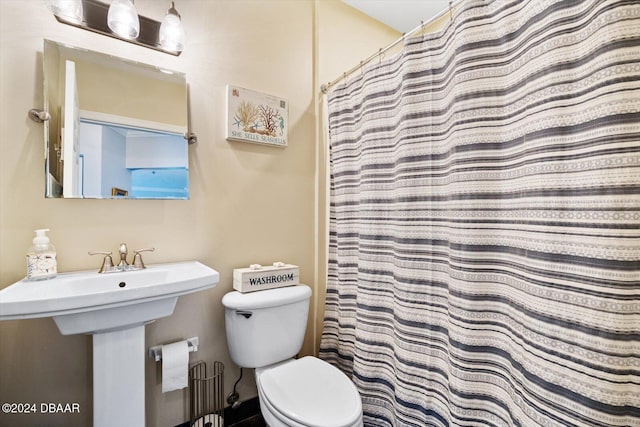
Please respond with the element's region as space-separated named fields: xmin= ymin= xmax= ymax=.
xmin=222 ymin=285 xmax=363 ymax=427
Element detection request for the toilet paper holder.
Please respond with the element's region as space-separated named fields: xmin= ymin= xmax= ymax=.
xmin=149 ymin=336 xmax=199 ymax=362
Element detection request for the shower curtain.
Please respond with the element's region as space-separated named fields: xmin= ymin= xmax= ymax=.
xmin=319 ymin=1 xmax=639 ymax=426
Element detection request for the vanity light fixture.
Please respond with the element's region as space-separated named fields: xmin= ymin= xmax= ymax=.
xmin=159 ymin=2 xmax=185 ymax=53
xmin=107 ymin=0 xmax=139 ymax=39
xmin=48 ymin=0 xmax=185 ymax=56
xmin=47 ymin=0 xmax=84 ymax=24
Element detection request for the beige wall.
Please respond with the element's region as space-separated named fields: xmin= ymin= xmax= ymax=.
xmin=73 ymin=57 xmax=188 ymax=128
xmin=0 ymin=1 xmax=397 ymax=426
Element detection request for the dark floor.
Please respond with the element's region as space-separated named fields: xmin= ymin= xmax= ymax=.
xmin=223 ymin=397 xmax=265 ymax=427
xmin=226 ymin=413 xmax=266 ymax=427
xmin=177 ymin=397 xmax=265 ymax=427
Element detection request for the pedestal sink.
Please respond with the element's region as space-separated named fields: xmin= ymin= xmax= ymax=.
xmin=0 ymin=261 xmax=219 ymax=427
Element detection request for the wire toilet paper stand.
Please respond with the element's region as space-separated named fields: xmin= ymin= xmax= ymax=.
xmin=190 ymin=360 xmax=225 ymax=427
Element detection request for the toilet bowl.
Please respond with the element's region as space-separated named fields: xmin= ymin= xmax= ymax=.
xmin=256 ymin=357 xmax=363 ymax=427
xmin=222 ymin=285 xmax=363 ymax=427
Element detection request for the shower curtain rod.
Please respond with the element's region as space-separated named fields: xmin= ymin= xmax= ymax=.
xmin=320 ymin=0 xmax=460 ymax=94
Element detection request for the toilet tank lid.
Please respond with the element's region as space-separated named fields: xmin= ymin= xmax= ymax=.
xmin=222 ymin=284 xmax=311 ymax=310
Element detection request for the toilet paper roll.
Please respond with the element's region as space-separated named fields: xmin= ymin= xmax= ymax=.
xmin=193 ymin=414 xmax=224 ymax=427
xmin=162 ymin=340 xmax=189 ymax=393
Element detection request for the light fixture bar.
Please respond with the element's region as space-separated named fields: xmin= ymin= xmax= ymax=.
xmin=52 ymin=0 xmax=181 ymax=56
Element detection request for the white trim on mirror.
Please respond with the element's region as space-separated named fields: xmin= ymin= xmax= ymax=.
xmin=79 ymin=110 xmax=186 ymax=136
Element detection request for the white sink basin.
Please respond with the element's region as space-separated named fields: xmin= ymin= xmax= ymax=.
xmin=0 ymin=260 xmax=219 ymax=334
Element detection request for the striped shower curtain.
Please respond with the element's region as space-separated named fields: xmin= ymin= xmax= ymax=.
xmin=319 ymin=1 xmax=640 ymax=426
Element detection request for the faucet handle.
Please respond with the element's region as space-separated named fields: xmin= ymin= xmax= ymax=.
xmin=132 ymin=247 xmax=155 ymax=270
xmin=89 ymin=251 xmax=114 ymax=273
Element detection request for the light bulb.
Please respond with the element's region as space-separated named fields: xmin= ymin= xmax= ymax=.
xmin=47 ymin=0 xmax=83 ymax=24
xmin=159 ymin=2 xmax=185 ymax=53
xmin=107 ymin=0 xmax=140 ymax=39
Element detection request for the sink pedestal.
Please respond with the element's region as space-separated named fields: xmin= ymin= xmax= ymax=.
xmin=93 ymin=325 xmax=145 ymax=427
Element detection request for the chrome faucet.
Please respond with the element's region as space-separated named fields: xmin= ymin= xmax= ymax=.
xmin=89 ymin=244 xmax=155 ymax=273
xmin=118 ymin=243 xmax=129 ymax=269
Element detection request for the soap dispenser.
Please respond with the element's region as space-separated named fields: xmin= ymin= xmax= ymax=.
xmin=26 ymin=229 xmax=57 ymax=281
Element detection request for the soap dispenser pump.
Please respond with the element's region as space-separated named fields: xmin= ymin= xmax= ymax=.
xmin=26 ymin=229 xmax=57 ymax=281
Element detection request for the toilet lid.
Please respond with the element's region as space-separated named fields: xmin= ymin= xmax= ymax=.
xmin=258 ymin=357 xmax=362 ymax=427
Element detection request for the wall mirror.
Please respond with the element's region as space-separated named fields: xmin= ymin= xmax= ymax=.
xmin=43 ymin=39 xmax=189 ymax=199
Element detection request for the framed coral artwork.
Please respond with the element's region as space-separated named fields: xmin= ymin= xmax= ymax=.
xmin=225 ymin=85 xmax=288 ymax=147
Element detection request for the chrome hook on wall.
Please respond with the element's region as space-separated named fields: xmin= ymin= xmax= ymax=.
xmin=28 ymin=109 xmax=50 ymax=123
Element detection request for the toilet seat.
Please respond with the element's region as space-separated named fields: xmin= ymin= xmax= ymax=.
xmin=257 ymin=356 xmax=362 ymax=427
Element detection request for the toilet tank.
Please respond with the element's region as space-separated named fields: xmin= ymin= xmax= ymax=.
xmin=222 ymin=285 xmax=312 ymax=368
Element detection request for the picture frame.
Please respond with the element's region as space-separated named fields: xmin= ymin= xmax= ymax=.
xmin=111 ymin=187 xmax=128 ymax=197
xmin=225 ymin=85 xmax=288 ymax=148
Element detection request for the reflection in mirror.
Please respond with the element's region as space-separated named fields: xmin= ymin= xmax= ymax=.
xmin=43 ymin=40 xmax=189 ymax=199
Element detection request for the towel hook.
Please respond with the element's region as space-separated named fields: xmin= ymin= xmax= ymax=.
xmin=28 ymin=109 xmax=50 ymax=123
xmin=184 ymin=132 xmax=198 ymax=144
